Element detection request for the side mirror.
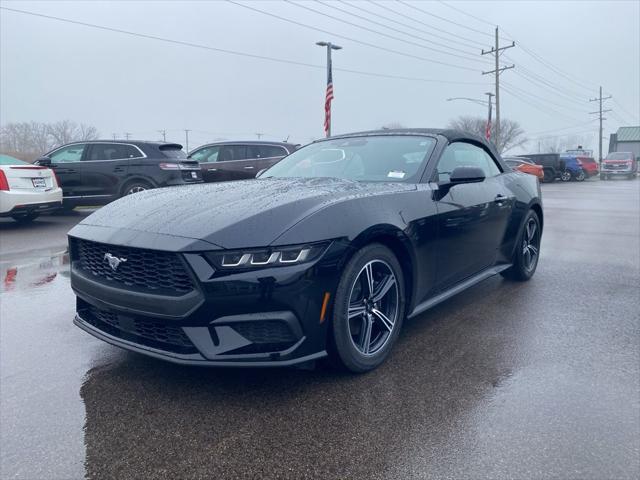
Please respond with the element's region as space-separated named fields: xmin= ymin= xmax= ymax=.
xmin=35 ymin=156 xmax=51 ymax=166
xmin=449 ymin=166 xmax=485 ymax=184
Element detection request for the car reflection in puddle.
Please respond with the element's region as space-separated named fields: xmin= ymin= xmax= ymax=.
xmin=1 ymin=247 xmax=69 ymax=293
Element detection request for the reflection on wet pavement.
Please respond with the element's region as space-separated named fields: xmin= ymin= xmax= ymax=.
xmin=1 ymin=180 xmax=639 ymax=479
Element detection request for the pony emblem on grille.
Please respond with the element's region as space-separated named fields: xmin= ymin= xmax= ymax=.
xmin=104 ymin=253 xmax=127 ymax=271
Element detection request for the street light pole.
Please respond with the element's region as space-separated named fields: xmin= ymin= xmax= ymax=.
xmin=316 ymin=41 xmax=342 ymax=137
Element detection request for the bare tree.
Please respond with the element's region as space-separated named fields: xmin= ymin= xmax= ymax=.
xmin=536 ymin=134 xmax=593 ymax=154
xmin=447 ymin=115 xmax=527 ymax=154
xmin=0 ymin=120 xmax=100 ymax=161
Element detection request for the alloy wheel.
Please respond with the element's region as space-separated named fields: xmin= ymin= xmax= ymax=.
xmin=127 ymin=186 xmax=147 ymax=195
xmin=560 ymin=171 xmax=572 ymax=182
xmin=522 ymin=217 xmax=540 ymax=273
xmin=347 ymin=260 xmax=399 ymax=356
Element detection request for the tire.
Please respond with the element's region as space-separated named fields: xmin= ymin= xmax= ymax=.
xmin=501 ymin=210 xmax=541 ymax=282
xmin=575 ymin=170 xmax=586 ymax=182
xmin=560 ymin=171 xmax=572 ymax=182
xmin=121 ymin=180 xmax=153 ymax=197
xmin=542 ymin=168 xmax=555 ymax=183
xmin=628 ymin=174 xmax=635 ymax=180
xmin=11 ymin=212 xmax=39 ymax=223
xmin=328 ymin=244 xmax=406 ymax=373
xmin=600 ymin=174 xmax=607 ymax=181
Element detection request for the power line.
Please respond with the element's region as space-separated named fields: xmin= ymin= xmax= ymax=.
xmin=502 ymin=82 xmax=591 ymax=115
xmin=510 ymin=67 xmax=589 ymax=105
xmin=396 ymin=0 xmax=508 ymax=40
xmin=370 ymin=0 xmax=487 ymax=50
xmin=314 ymin=0 xmax=488 ymax=61
xmin=530 ymin=120 xmax=598 ymax=136
xmin=285 ymin=0 xmax=490 ymax=65
xmin=502 ymin=85 xmax=585 ymax=124
xmin=228 ymin=1 xmax=479 ymax=71
xmin=0 ymin=6 xmax=485 ymax=85
xmin=611 ymin=98 xmax=639 ymax=123
xmin=338 ymin=0 xmax=481 ymax=51
xmin=436 ymin=0 xmax=497 ymax=28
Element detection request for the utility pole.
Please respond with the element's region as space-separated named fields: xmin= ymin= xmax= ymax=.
xmin=255 ymin=132 xmax=264 ymax=140
xmin=589 ymin=86 xmax=612 ymax=165
xmin=158 ymin=129 xmax=167 ymax=142
xmin=184 ymin=129 xmax=190 ymax=152
xmin=316 ymin=41 xmax=342 ymax=137
xmin=112 ymin=133 xmax=117 ymax=140
xmin=482 ymin=26 xmax=515 ymax=150
xmin=485 ymin=92 xmax=494 ymax=140
xmin=124 ymin=132 xmax=131 ymax=140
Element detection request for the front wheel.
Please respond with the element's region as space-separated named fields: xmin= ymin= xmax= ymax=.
xmin=501 ymin=210 xmax=541 ymax=282
xmin=560 ymin=171 xmax=572 ymax=182
xmin=329 ymin=244 xmax=405 ymax=373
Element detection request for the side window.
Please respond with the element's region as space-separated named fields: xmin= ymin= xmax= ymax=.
xmin=260 ymin=145 xmax=287 ymax=158
xmin=218 ymin=145 xmax=246 ymax=162
xmin=436 ymin=142 xmax=501 ymax=182
xmin=190 ymin=146 xmax=220 ymax=163
xmin=49 ymin=144 xmax=85 ymax=163
xmin=86 ymin=143 xmax=129 ymax=161
xmin=123 ymin=145 xmax=143 ymax=158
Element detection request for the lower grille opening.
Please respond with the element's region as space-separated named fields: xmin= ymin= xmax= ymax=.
xmin=224 ymin=320 xmax=298 ymax=355
xmin=79 ymin=300 xmax=197 ymax=355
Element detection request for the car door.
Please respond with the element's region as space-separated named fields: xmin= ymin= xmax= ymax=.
xmin=82 ymin=143 xmax=133 ymax=198
xmin=432 ymin=141 xmax=513 ymax=290
xmin=47 ymin=143 xmax=87 ymax=198
xmin=212 ymin=145 xmax=251 ymax=181
xmin=246 ymin=145 xmax=289 ymax=173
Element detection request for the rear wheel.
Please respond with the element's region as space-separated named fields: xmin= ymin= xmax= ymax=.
xmin=11 ymin=212 xmax=39 ymax=223
xmin=329 ymin=244 xmax=405 ymax=373
xmin=600 ymin=174 xmax=607 ymax=180
xmin=501 ymin=210 xmax=541 ymax=282
xmin=575 ymin=170 xmax=586 ymax=182
xmin=122 ymin=180 xmax=153 ymax=196
xmin=560 ymin=171 xmax=572 ymax=182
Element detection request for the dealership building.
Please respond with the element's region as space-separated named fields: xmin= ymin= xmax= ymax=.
xmin=608 ymin=126 xmax=640 ymax=160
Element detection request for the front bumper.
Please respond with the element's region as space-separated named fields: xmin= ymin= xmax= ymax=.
xmin=70 ymin=238 xmax=349 ymax=366
xmin=601 ymin=169 xmax=634 ymax=175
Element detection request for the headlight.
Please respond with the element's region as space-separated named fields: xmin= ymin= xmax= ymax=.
xmin=204 ymin=242 xmax=330 ymax=270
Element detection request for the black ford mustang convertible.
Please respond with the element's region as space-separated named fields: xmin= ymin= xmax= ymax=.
xmin=69 ymin=129 xmax=542 ymax=372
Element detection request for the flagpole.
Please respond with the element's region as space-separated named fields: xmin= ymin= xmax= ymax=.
xmin=316 ymin=41 xmax=342 ymax=137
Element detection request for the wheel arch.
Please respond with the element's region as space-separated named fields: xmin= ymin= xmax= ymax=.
xmin=345 ymin=225 xmax=416 ymax=313
xmin=119 ymin=176 xmax=157 ymax=196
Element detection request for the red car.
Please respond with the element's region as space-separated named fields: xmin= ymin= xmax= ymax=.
xmin=504 ymin=157 xmax=544 ymax=180
xmin=576 ymin=156 xmax=598 ymax=177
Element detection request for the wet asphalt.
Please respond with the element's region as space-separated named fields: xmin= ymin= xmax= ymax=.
xmin=1 ymin=178 xmax=639 ymax=479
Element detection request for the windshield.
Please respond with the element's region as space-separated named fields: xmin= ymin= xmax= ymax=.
xmin=0 ymin=155 xmax=29 ymax=165
xmin=606 ymin=152 xmax=633 ymax=160
xmin=262 ymin=135 xmax=436 ymax=183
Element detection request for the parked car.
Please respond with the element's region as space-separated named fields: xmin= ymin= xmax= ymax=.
xmin=0 ymin=154 xmax=62 ymax=222
xmin=503 ymin=156 xmax=544 ymax=180
xmin=518 ymin=153 xmax=565 ymax=183
xmin=565 ymin=147 xmax=598 ymax=177
xmin=188 ymin=141 xmax=299 ymax=182
xmin=35 ymin=141 xmax=202 ymax=209
xmin=69 ymin=128 xmax=543 ymax=373
xmin=559 ymin=155 xmax=586 ymax=181
xmin=601 ymin=151 xmax=638 ymax=180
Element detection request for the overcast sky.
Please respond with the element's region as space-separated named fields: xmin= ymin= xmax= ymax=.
xmin=1 ymin=0 xmax=639 ymax=153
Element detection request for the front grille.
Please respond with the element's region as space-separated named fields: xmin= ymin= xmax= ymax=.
xmin=72 ymin=238 xmax=194 ymax=295
xmin=225 ymin=320 xmax=298 ymax=355
xmin=80 ymin=302 xmax=197 ymax=354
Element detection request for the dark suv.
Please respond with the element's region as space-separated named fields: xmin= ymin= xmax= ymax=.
xmin=188 ymin=141 xmax=299 ymax=182
xmin=519 ymin=153 xmax=566 ymax=183
xmin=36 ymin=141 xmax=202 ymax=208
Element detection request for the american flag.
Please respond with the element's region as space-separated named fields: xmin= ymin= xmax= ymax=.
xmin=324 ymin=60 xmax=334 ymax=137
xmin=485 ymin=120 xmax=491 ymax=140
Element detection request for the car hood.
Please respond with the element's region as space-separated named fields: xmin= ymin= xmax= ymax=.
xmin=73 ymin=178 xmax=416 ymax=249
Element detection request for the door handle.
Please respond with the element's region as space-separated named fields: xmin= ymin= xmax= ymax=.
xmin=244 ymin=166 xmax=255 ymax=170
xmin=494 ymin=194 xmax=508 ymax=203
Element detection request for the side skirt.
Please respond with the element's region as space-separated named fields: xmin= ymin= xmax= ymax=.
xmin=408 ymin=264 xmax=512 ymax=319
